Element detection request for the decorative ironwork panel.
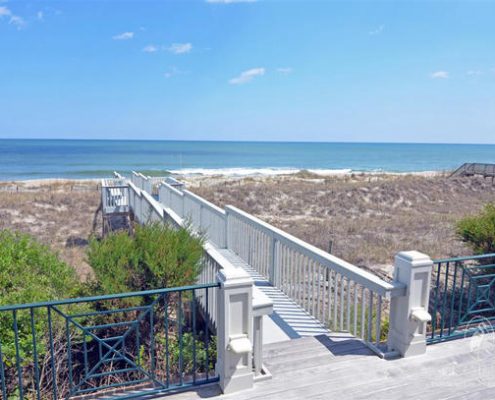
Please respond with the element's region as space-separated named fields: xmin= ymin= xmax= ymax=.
xmin=428 ymin=254 xmax=495 ymax=344
xmin=0 ymin=284 xmax=219 ymax=399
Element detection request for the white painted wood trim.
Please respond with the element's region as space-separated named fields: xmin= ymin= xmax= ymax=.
xmin=225 ymin=205 xmax=402 ymax=298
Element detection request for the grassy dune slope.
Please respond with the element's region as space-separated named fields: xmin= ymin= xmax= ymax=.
xmin=192 ymin=174 xmax=495 ymax=278
xmin=0 ymin=181 xmax=101 ymax=280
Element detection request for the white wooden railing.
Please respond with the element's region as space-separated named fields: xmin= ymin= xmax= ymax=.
xmin=105 ymin=176 xmax=272 ymax=381
xmin=159 ymin=182 xmax=227 ymax=248
xmin=225 ymin=206 xmax=404 ymax=350
xmin=101 ymin=178 xmax=129 ymax=214
xmin=104 ymin=173 xmax=436 ymax=364
xmin=141 ymin=173 xmax=407 ymax=353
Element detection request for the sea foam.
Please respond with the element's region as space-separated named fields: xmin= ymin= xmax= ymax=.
xmin=169 ymin=167 xmax=353 ymax=177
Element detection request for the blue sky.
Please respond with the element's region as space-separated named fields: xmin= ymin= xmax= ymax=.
xmin=1 ymin=0 xmax=494 ymax=143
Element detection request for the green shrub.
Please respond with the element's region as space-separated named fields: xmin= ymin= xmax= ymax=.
xmin=167 ymin=332 xmax=217 ymax=374
xmin=87 ymin=222 xmax=204 ymax=295
xmin=0 ymin=230 xmax=84 ymax=364
xmin=456 ymin=203 xmax=495 ymax=254
xmin=87 ymin=230 xmax=139 ymax=295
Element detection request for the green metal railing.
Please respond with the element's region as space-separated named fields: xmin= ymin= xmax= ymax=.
xmin=428 ymin=253 xmax=495 ymax=344
xmin=0 ymin=283 xmax=220 ymax=399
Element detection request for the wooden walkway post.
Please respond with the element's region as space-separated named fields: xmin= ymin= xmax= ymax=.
xmin=387 ymin=251 xmax=433 ymax=357
xmin=216 ymin=266 xmax=254 ymax=393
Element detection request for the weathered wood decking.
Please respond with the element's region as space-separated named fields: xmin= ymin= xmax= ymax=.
xmin=169 ymin=334 xmax=495 ymax=400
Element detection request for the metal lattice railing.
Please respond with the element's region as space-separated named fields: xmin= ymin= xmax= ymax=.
xmin=0 ymin=283 xmax=220 ymax=399
xmin=428 ymin=253 xmax=495 ymax=344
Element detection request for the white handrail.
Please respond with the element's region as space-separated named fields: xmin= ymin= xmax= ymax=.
xmin=225 ymin=205 xmax=401 ymax=298
xmin=159 ymin=182 xmax=227 ymax=248
xmin=132 ymin=171 xmax=407 ymax=349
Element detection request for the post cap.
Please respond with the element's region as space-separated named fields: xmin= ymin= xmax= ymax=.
xmin=395 ymin=251 xmax=433 ymax=268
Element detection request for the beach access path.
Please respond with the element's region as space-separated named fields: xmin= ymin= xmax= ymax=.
xmin=216 ymin=248 xmax=330 ymax=344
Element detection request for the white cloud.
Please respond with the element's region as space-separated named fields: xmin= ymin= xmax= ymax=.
xmin=467 ymin=70 xmax=482 ymax=76
xmin=277 ymin=67 xmax=293 ymax=74
xmin=229 ymin=67 xmax=265 ymax=85
xmin=167 ymin=43 xmax=192 ymax=54
xmin=369 ymin=25 xmax=384 ymax=35
xmin=431 ymin=70 xmax=449 ymax=79
xmin=0 ymin=5 xmax=25 ymax=29
xmin=206 ymin=0 xmax=257 ymax=3
xmin=143 ymin=44 xmax=159 ymax=53
xmin=37 ymin=11 xmax=43 ymax=21
xmin=9 ymin=14 xmax=25 ymax=28
xmin=113 ymin=32 xmax=134 ymax=40
xmin=0 ymin=6 xmax=10 ymax=17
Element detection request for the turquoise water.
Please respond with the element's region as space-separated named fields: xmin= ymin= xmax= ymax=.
xmin=1 ymin=139 xmax=495 ymax=180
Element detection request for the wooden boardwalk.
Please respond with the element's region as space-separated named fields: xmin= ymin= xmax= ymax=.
xmin=216 ymin=249 xmax=330 ymax=343
xmin=451 ymin=162 xmax=495 ymax=179
xmin=168 ymin=334 xmax=495 ymax=400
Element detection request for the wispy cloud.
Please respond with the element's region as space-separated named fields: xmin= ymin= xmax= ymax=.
xmin=467 ymin=70 xmax=482 ymax=76
xmin=277 ymin=67 xmax=293 ymax=75
xmin=0 ymin=5 xmax=25 ymax=29
xmin=206 ymin=0 xmax=257 ymax=3
xmin=9 ymin=14 xmax=25 ymax=28
xmin=229 ymin=67 xmax=265 ymax=85
xmin=164 ymin=66 xmax=185 ymax=79
xmin=167 ymin=43 xmax=192 ymax=54
xmin=0 ymin=6 xmax=10 ymax=17
xmin=36 ymin=11 xmax=43 ymax=21
xmin=113 ymin=32 xmax=134 ymax=40
xmin=369 ymin=25 xmax=384 ymax=35
xmin=431 ymin=70 xmax=449 ymax=79
xmin=143 ymin=44 xmax=159 ymax=53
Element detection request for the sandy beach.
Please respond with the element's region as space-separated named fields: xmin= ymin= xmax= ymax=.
xmin=1 ymin=172 xmax=494 ymax=281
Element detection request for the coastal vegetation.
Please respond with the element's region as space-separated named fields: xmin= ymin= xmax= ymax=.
xmin=0 ymin=223 xmax=210 ymax=399
xmin=87 ymin=222 xmax=204 ymax=295
xmin=2 ymin=175 xmax=495 ymax=283
xmin=456 ymin=203 xmax=495 ymax=254
xmin=0 ymin=230 xmax=85 ymax=364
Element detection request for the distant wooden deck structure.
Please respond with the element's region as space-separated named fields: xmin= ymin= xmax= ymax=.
xmin=451 ymin=162 xmax=495 ymax=180
xmin=101 ymin=177 xmax=132 ymax=236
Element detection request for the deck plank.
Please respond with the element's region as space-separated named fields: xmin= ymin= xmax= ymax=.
xmin=161 ymin=334 xmax=495 ymax=400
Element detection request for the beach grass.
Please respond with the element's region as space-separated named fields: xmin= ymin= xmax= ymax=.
xmin=1 ymin=173 xmax=494 ymax=281
xmin=0 ymin=180 xmax=100 ymax=280
xmin=191 ymin=173 xmax=495 ymax=278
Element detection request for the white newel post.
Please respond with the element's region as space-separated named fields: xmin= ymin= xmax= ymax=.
xmin=216 ymin=267 xmax=254 ymax=394
xmin=388 ymin=251 xmax=433 ymax=357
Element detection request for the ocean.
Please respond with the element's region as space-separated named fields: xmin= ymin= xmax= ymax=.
xmin=1 ymin=139 xmax=495 ymax=180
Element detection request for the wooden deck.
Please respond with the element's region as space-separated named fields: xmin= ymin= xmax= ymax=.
xmin=166 ymin=334 xmax=495 ymax=400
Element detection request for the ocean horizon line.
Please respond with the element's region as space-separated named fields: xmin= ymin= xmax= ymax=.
xmin=1 ymin=138 xmax=495 ymax=146
xmin=1 ymin=139 xmax=494 ymax=180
